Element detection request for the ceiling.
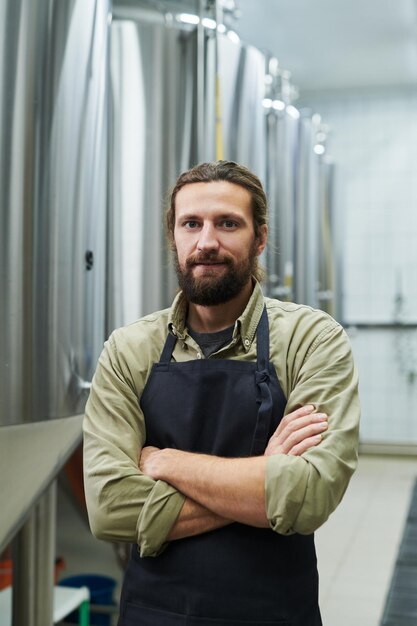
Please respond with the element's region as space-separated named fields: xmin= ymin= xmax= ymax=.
xmin=236 ymin=0 xmax=417 ymax=93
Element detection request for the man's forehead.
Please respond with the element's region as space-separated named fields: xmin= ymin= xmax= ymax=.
xmin=175 ymin=181 xmax=252 ymax=209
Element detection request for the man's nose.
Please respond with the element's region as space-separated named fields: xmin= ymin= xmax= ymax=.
xmin=197 ymin=223 xmax=219 ymax=252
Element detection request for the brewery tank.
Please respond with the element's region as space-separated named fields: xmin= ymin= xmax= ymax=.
xmin=0 ymin=0 xmax=110 ymax=565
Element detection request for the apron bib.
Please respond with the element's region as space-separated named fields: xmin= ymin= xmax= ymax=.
xmin=118 ymin=308 xmax=322 ymax=626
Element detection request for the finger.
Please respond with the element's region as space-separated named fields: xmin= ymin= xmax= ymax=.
xmin=142 ymin=446 xmax=160 ymax=454
xmin=139 ymin=453 xmax=156 ymax=473
xmin=270 ymin=412 xmax=327 ymax=447
xmin=285 ymin=404 xmax=316 ymax=422
xmin=139 ymin=446 xmax=160 ymax=470
xmin=264 ymin=419 xmax=327 ymax=456
xmin=279 ymin=419 xmax=328 ymax=454
xmin=264 ymin=418 xmax=324 ymax=454
xmin=269 ymin=405 xmax=316 ymax=439
xmin=288 ymin=434 xmax=323 ymax=456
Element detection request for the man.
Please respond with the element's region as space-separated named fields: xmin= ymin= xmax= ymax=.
xmin=83 ymin=160 xmax=360 ymax=625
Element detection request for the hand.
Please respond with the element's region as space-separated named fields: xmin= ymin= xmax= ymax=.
xmin=264 ymin=405 xmax=328 ymax=457
xmin=139 ymin=445 xmax=163 ymax=477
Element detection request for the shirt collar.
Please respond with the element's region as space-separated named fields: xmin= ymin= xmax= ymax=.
xmin=168 ymin=279 xmax=265 ymax=351
xmin=236 ymin=279 xmax=265 ymax=350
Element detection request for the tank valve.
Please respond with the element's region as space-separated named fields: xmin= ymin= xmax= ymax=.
xmin=85 ymin=250 xmax=94 ymax=270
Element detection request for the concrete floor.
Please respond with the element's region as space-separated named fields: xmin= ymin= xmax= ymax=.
xmin=316 ymin=455 xmax=417 ymax=626
xmin=56 ymin=455 xmax=417 ymax=625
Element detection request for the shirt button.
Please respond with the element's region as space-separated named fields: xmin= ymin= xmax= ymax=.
xmin=196 ymin=352 xmax=202 ymax=359
xmin=244 ymin=339 xmax=250 ymax=347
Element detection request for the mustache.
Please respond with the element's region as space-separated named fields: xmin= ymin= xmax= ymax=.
xmin=186 ymin=253 xmax=232 ymax=268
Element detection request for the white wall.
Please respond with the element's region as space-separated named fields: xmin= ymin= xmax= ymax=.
xmin=301 ymin=88 xmax=417 ymax=445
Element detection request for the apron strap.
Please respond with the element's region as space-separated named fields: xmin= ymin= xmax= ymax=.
xmin=159 ymin=331 xmax=177 ymax=364
xmin=256 ymin=306 xmax=270 ymax=371
xmin=251 ymin=306 xmax=274 ymax=456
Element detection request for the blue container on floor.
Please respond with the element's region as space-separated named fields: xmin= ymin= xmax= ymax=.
xmin=59 ymin=574 xmax=117 ymax=626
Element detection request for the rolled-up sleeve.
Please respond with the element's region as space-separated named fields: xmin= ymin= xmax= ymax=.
xmin=83 ymin=332 xmax=185 ymax=557
xmin=265 ymin=320 xmax=360 ymax=535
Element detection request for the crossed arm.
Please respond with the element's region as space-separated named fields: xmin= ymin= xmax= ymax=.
xmin=139 ymin=405 xmax=328 ymax=541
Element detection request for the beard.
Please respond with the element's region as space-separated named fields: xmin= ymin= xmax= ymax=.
xmin=173 ymin=242 xmax=259 ymax=306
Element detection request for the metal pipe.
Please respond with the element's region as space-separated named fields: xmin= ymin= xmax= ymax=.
xmin=12 ymin=514 xmax=36 ymax=626
xmin=12 ymin=484 xmax=57 ymax=626
xmin=197 ymin=0 xmax=206 ymax=162
xmin=34 ymin=483 xmax=57 ymax=626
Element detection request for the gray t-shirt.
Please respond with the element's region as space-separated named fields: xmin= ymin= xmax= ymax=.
xmin=187 ymin=324 xmax=234 ymax=358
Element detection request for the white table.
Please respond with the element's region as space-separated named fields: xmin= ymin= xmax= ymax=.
xmin=0 ymin=585 xmax=90 ymax=625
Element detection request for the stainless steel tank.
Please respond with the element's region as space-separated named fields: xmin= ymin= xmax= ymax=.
xmin=263 ymin=61 xmax=300 ymax=301
xmin=0 ymin=0 xmax=109 ymax=431
xmin=294 ymin=110 xmax=320 ymax=309
xmin=294 ymin=110 xmax=336 ymax=312
xmin=217 ymin=32 xmax=267 ymax=183
xmin=317 ymin=156 xmax=336 ymax=317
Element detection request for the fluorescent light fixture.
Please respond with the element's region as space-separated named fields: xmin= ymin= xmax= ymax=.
xmin=287 ymin=105 xmax=300 ymax=120
xmin=272 ymin=100 xmax=285 ymax=111
xmin=217 ymin=23 xmax=227 ymax=33
xmin=314 ymin=144 xmax=325 ymax=155
xmin=177 ymin=13 xmax=200 ymax=25
xmin=202 ymin=17 xmax=217 ymax=29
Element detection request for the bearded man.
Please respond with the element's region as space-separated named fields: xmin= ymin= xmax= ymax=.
xmin=83 ymin=160 xmax=360 ymax=626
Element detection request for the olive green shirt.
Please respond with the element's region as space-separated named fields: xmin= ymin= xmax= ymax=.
xmin=83 ymin=281 xmax=360 ymax=557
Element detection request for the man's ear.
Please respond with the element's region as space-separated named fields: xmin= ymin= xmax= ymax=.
xmin=256 ymin=224 xmax=268 ymax=256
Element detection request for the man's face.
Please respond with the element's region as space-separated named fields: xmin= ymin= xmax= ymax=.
xmin=173 ymin=181 xmax=267 ymax=306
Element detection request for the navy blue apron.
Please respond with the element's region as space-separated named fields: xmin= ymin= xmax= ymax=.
xmin=118 ymin=308 xmax=322 ymax=626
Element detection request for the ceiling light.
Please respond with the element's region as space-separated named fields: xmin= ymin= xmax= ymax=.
xmin=272 ymin=100 xmax=285 ymax=111
xmin=177 ymin=13 xmax=200 ymax=25
xmin=314 ymin=144 xmax=325 ymax=155
xmin=202 ymin=17 xmax=217 ymax=29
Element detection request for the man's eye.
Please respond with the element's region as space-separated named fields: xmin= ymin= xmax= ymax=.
xmin=222 ymin=220 xmax=237 ymax=229
xmin=185 ymin=221 xmax=199 ymax=229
